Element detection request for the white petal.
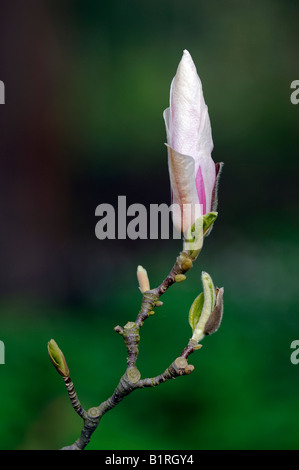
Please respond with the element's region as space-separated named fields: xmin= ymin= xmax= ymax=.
xmin=169 ymin=50 xmax=205 ymax=162
xmin=166 ymin=145 xmax=203 ymax=233
xmin=165 ymin=50 xmax=216 ymax=213
xmin=196 ymin=108 xmax=216 ymax=212
xmin=163 ymin=107 xmax=171 ymax=144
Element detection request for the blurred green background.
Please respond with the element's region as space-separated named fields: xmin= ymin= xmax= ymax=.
xmin=0 ymin=0 xmax=298 ymax=450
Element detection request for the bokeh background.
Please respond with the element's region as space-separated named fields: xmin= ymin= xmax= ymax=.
xmin=0 ymin=0 xmax=298 ymax=450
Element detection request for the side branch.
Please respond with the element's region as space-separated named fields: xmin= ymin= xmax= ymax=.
xmin=62 ymin=353 xmax=196 ymax=450
xmin=138 ymin=357 xmax=194 ymax=388
xmin=136 ymin=251 xmax=194 ymax=327
xmin=59 ymin=249 xmax=202 ymax=451
xmin=114 ymin=322 xmax=140 ymax=368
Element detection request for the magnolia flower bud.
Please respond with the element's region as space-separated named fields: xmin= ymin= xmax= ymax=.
xmin=188 ymin=272 xmax=224 ymax=343
xmin=164 ymin=50 xmax=222 ymax=234
xmin=137 ymin=265 xmax=150 ymax=293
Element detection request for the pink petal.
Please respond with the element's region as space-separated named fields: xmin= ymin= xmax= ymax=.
xmin=195 ymin=165 xmax=206 ymax=215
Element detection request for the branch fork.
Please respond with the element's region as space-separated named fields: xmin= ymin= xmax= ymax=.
xmin=48 ymin=216 xmax=223 ymax=450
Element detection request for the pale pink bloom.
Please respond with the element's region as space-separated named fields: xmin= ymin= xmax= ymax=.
xmin=164 ymin=50 xmax=220 ymax=234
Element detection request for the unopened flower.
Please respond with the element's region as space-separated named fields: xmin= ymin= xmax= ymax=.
xmin=137 ymin=265 xmax=150 ymax=293
xmin=164 ymin=50 xmax=222 ymax=235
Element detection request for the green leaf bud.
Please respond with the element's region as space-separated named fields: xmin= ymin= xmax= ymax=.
xmin=47 ymin=339 xmax=69 ymax=378
xmin=190 ymin=271 xmax=217 ymax=343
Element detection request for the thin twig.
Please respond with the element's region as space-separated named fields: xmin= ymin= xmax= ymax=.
xmin=63 ymin=376 xmax=87 ymax=419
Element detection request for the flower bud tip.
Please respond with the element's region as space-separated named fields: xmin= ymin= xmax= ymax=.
xmin=47 ymin=339 xmax=69 ymax=378
xmin=137 ymin=265 xmax=150 ymax=293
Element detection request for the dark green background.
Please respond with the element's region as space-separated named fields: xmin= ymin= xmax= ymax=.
xmin=0 ymin=0 xmax=298 ymax=449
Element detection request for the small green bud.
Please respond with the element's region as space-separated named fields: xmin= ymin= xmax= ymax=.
xmin=175 ymin=274 xmax=186 ymax=283
xmin=188 ymin=292 xmax=204 ymax=330
xmin=47 ymin=339 xmax=69 ymax=377
xmin=189 ymin=271 xmax=219 ymax=343
xmin=181 ymin=258 xmax=193 ymax=271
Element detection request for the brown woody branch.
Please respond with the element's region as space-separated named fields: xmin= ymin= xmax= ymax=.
xmin=59 ymin=250 xmax=199 ymax=450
